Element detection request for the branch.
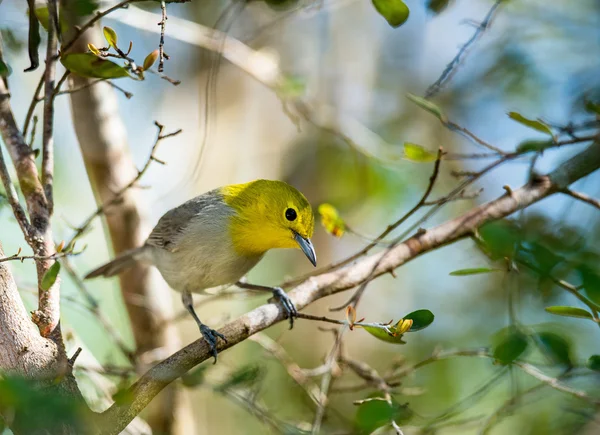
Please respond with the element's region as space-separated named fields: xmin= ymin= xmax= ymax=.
xmin=425 ymin=0 xmax=505 ymax=98
xmin=42 ymin=0 xmax=59 ymax=214
xmin=561 ymin=188 xmax=600 ymax=210
xmin=98 ymin=142 xmax=600 ymax=433
xmin=0 ymin=50 xmax=60 ymax=337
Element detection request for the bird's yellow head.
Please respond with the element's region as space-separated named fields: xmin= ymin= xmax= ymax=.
xmin=222 ymin=180 xmax=316 ymax=266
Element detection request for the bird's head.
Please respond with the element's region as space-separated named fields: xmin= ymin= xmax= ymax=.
xmin=222 ymin=180 xmax=316 ymax=266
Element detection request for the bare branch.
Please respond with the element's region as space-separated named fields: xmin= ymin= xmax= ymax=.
xmin=42 ymin=0 xmax=59 ymax=214
xmin=561 ymin=187 xmax=600 ymax=210
xmin=98 ymin=142 xmax=600 ymax=434
xmin=425 ymin=0 xmax=505 ymax=98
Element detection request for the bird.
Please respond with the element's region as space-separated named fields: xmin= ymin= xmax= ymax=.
xmin=85 ymin=179 xmax=316 ymax=362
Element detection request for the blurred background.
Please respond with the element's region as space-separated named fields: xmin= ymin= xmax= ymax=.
xmin=1 ymin=0 xmax=599 ymax=434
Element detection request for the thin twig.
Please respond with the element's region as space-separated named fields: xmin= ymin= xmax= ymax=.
xmin=22 ymin=75 xmax=44 ymax=138
xmin=425 ymin=0 xmax=505 ymax=98
xmin=158 ymin=1 xmax=167 ymax=73
xmin=60 ymin=0 xmax=142 ymax=56
xmin=68 ymin=122 xmax=180 ymax=245
xmin=561 ymin=188 xmax=600 ymax=210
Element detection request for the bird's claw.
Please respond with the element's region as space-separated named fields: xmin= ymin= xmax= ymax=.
xmin=199 ymin=324 xmax=227 ymax=364
xmin=272 ymin=287 xmax=298 ymax=329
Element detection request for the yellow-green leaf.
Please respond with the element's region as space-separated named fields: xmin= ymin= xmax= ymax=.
xmin=363 ymin=324 xmax=407 ymax=344
xmin=103 ymin=26 xmax=118 ymax=49
xmin=508 ymin=112 xmax=553 ymax=136
xmin=35 ymin=7 xmax=50 ymax=31
xmin=403 ymin=143 xmax=438 ymax=162
xmin=372 ymin=0 xmax=410 ymax=28
xmin=318 ymin=203 xmax=345 ymax=238
xmin=406 ymin=94 xmax=447 ymax=122
xmin=545 ymin=306 xmax=594 ymax=320
xmin=41 ymin=262 xmax=60 ymax=291
xmin=450 ymin=267 xmax=503 ymax=276
xmin=60 ymin=53 xmax=130 ymax=79
xmin=516 ymin=139 xmax=554 ymax=153
xmin=143 ymin=50 xmax=159 ymax=71
xmin=87 ymin=43 xmax=101 ymax=56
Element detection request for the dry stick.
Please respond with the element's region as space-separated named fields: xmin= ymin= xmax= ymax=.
xmin=60 ymin=0 xmax=142 ymax=56
xmin=22 ymin=75 xmax=44 ymax=138
xmin=69 ymin=122 xmax=180 ymax=245
xmin=0 ymin=250 xmax=74 ymax=264
xmin=561 ymin=187 xmax=600 ymax=210
xmin=158 ymin=1 xmax=167 ymax=73
xmin=248 ymin=333 xmax=322 ymax=406
xmin=60 ymin=257 xmax=135 ymax=363
xmin=425 ymin=0 xmax=505 ymax=98
xmin=42 ymin=0 xmax=59 ymax=214
xmin=311 ymin=327 xmax=345 ymax=435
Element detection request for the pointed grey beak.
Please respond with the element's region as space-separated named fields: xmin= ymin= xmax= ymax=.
xmin=294 ymin=232 xmax=317 ymax=267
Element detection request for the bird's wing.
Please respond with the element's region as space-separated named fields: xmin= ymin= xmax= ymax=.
xmin=146 ymin=190 xmax=223 ymax=252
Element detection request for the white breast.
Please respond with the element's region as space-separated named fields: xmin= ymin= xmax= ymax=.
xmin=146 ymin=200 xmax=263 ymax=293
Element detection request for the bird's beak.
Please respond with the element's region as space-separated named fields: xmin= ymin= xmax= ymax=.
xmin=294 ymin=232 xmax=317 ymax=267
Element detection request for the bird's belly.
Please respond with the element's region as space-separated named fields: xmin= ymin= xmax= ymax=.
xmin=150 ymin=246 xmax=262 ymax=293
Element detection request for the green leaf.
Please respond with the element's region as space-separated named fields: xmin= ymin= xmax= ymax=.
xmin=404 ymin=309 xmax=435 ymax=331
xmin=516 ymin=139 xmax=554 ymax=153
xmin=507 ymin=112 xmax=553 ymax=136
xmin=477 ymin=220 xmax=521 ymax=261
xmin=263 ymin=0 xmax=299 ymax=11
xmin=535 ymin=332 xmax=572 ymax=368
xmin=41 ymin=262 xmax=60 ymax=291
xmin=403 ymin=143 xmax=438 ymax=162
xmin=406 ymin=93 xmax=447 ymax=122
xmin=34 ymin=7 xmax=50 ymax=31
xmin=449 ymin=267 xmax=503 ymax=276
xmin=578 ymin=264 xmax=600 ymax=305
xmin=584 ymin=100 xmax=600 ymax=115
xmin=587 ymin=355 xmax=600 ymax=371
xmin=363 ymin=324 xmax=407 ymax=344
xmin=278 ymin=76 xmax=306 ymax=99
xmin=372 ymin=0 xmax=410 ymax=28
xmin=427 ymin=0 xmax=451 ymax=14
xmin=492 ymin=329 xmax=528 ymax=364
xmin=25 ymin=2 xmax=41 ymax=72
xmin=73 ymin=0 xmax=99 ymax=16
xmin=103 ymin=26 xmax=118 ymax=49
xmin=0 ymin=59 xmax=11 ymax=77
xmin=545 ymin=306 xmax=594 ymax=320
xmin=181 ymin=365 xmax=208 ymax=388
xmin=60 ymin=53 xmax=131 ymax=79
xmin=355 ymin=394 xmax=412 ymax=434
xmin=215 ymin=365 xmax=262 ymax=392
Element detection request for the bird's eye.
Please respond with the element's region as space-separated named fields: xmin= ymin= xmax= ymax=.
xmin=285 ymin=208 xmax=297 ymax=221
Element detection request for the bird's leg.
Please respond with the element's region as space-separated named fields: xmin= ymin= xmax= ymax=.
xmin=181 ymin=291 xmax=227 ymax=363
xmin=235 ymin=282 xmax=298 ymax=329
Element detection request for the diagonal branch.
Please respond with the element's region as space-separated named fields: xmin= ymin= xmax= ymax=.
xmin=98 ymin=142 xmax=600 ymax=434
xmin=425 ymin=0 xmax=505 ymax=98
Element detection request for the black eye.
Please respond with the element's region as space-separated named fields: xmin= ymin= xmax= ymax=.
xmin=285 ymin=208 xmax=297 ymax=221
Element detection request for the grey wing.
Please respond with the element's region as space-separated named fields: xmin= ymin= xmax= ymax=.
xmin=146 ymin=190 xmax=223 ymax=252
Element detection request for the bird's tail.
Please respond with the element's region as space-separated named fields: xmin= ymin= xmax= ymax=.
xmin=84 ymin=246 xmax=149 ymax=279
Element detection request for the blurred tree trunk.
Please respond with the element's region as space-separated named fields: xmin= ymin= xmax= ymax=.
xmin=59 ymin=4 xmax=196 ymax=434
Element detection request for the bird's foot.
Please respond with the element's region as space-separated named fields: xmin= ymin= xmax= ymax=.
xmin=272 ymin=287 xmax=298 ymax=329
xmin=199 ymin=324 xmax=227 ymax=364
